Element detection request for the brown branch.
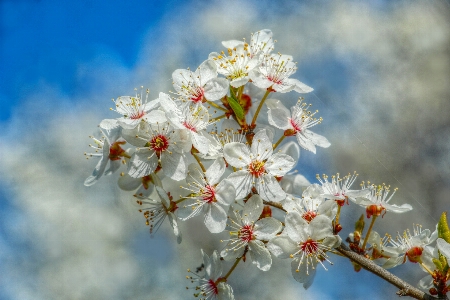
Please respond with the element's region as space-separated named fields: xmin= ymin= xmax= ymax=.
xmin=336 ymin=244 xmax=440 ymax=300
xmin=263 ymin=200 xmax=286 ymax=212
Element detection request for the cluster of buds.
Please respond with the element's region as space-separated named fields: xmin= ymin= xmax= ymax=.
xmin=84 ymin=29 xmax=449 ymax=299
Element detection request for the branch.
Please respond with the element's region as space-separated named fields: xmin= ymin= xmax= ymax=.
xmin=336 ymin=244 xmax=442 ymax=300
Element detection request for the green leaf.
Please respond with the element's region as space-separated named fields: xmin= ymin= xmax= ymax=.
xmin=228 ymin=88 xmax=245 ymax=122
xmin=355 ymin=214 xmax=365 ymax=233
xmin=433 ymin=257 xmax=443 ymax=272
xmin=438 ymin=212 xmax=450 ymax=243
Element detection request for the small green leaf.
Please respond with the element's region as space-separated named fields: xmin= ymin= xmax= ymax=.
xmin=433 ymin=257 xmax=443 ymax=272
xmin=438 ymin=212 xmax=450 ymax=243
xmin=355 ymin=214 xmax=365 ymax=233
xmin=228 ymin=87 xmax=245 ymax=121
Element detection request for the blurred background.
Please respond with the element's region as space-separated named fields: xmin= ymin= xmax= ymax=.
xmin=1 ymin=0 xmax=449 ymax=299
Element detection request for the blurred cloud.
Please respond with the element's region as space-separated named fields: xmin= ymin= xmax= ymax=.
xmin=1 ymin=0 xmax=449 ymax=299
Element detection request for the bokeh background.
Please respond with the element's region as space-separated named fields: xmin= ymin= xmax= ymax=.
xmin=1 ymin=0 xmax=449 ymax=299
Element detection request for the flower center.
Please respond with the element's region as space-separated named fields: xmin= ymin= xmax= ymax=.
xmin=289 ymin=118 xmax=302 ymax=133
xmin=109 ymin=141 xmax=127 ymax=160
xmin=182 ymin=121 xmax=197 ymax=132
xmin=191 ymin=87 xmax=204 ymax=103
xmin=248 ymin=160 xmax=265 ymax=177
xmin=238 ymin=224 xmax=254 ymax=243
xmin=201 ymin=185 xmax=216 ymax=203
xmin=150 ymin=134 xmax=169 ymax=153
xmin=302 ymin=211 xmax=317 ymax=223
xmin=208 ymin=279 xmax=219 ymax=295
xmin=300 ymin=238 xmax=319 ymax=255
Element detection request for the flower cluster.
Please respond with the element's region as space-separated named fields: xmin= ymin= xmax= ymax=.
xmin=84 ymin=29 xmax=449 ymax=299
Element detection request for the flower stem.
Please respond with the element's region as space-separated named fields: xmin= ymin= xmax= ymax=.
xmin=211 ymin=114 xmax=227 ymax=122
xmin=222 ymin=256 xmax=242 ymax=280
xmin=251 ymin=89 xmax=271 ymax=127
xmin=192 ymin=152 xmax=206 ymax=173
xmin=362 ymin=215 xmax=377 ymax=250
xmin=207 ymin=100 xmax=228 ymax=112
xmin=419 ymin=262 xmax=434 ymax=276
xmin=272 ymin=135 xmax=286 ymax=150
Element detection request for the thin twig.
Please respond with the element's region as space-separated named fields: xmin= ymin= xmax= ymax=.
xmin=336 ymin=244 xmax=438 ymax=300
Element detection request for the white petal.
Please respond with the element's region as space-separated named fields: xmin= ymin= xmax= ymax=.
xmin=99 ymin=119 xmax=121 ymax=142
xmin=206 ymin=158 xmax=225 ymax=185
xmin=217 ymin=282 xmax=235 ymax=300
xmin=266 ymin=235 xmax=298 ymax=259
xmin=191 ymin=132 xmax=210 ymax=155
xmin=128 ymin=149 xmax=158 ymax=178
xmin=303 ymin=129 xmax=330 ymax=148
xmin=226 ymin=171 xmax=252 ymax=199
xmin=104 ymin=159 xmax=121 ymax=175
xmin=285 ymin=212 xmax=309 ymax=243
xmin=215 ymin=179 xmax=236 ymax=206
xmin=251 ymin=130 xmax=273 ymax=160
xmin=267 ymin=107 xmax=291 ymax=130
xmin=221 ymin=245 xmax=244 ymax=262
xmin=291 ymin=78 xmax=314 ymax=93
xmin=204 ymin=78 xmax=229 ymax=101
xmin=172 ymin=69 xmax=194 ymax=93
xmin=117 ymin=174 xmax=141 ymax=191
xmin=230 ymin=76 xmax=249 ymax=88
xmin=278 ymin=141 xmax=300 ymax=161
xmin=255 ymin=174 xmax=286 ymax=202
xmin=223 ymin=142 xmax=251 ymax=168
xmin=309 ymin=215 xmax=334 ymax=241
xmin=222 ymin=39 xmax=244 ymax=49
xmin=383 ymin=203 xmax=413 ymax=213
xmin=265 ymin=153 xmax=295 ymax=177
xmin=254 ymin=217 xmax=282 ymax=241
xmin=168 ymin=212 xmax=182 ymax=244
xmin=84 ymin=156 xmax=108 ymax=186
xmin=197 ymin=59 xmax=218 ymax=84
xmin=437 ymin=238 xmax=450 ymax=260
xmin=280 ymin=174 xmax=310 ymax=195
xmin=249 ymin=240 xmax=272 ymax=271
xmin=296 ymin=132 xmax=317 ymax=153
xmin=249 ymin=69 xmax=273 ymax=89
xmin=160 ymin=151 xmax=187 ymax=181
xmin=142 ymin=98 xmax=160 ymax=112
xmin=205 ymin=204 xmax=227 ymax=233
xmin=291 ymin=258 xmax=317 ymax=285
xmin=242 ymin=194 xmax=263 ymax=224
xmin=143 ymin=109 xmax=167 ymax=124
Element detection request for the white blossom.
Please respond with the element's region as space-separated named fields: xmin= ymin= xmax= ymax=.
xmin=178 ymin=159 xmax=235 ymax=233
xmin=221 ymin=195 xmax=281 ymax=271
xmin=134 ymin=186 xmax=181 ymax=244
xmin=84 ymin=119 xmax=129 ymax=186
xmin=111 ymin=88 xmax=160 ymax=129
xmin=172 ymin=60 xmax=228 ymax=104
xmin=187 ymin=250 xmax=235 ymax=300
xmin=222 ymin=29 xmax=274 ymax=58
xmin=250 ymin=53 xmax=313 ymax=93
xmin=223 ymin=129 xmax=295 ymax=201
xmin=267 ymin=99 xmax=330 ymax=154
